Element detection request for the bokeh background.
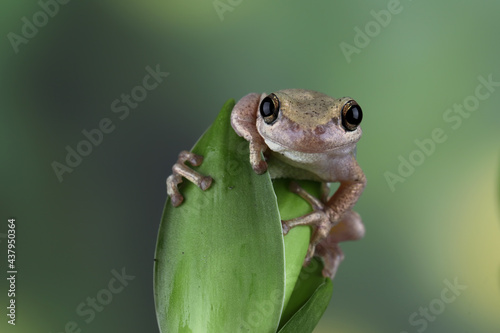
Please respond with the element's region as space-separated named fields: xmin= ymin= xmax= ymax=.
xmin=1 ymin=0 xmax=499 ymax=332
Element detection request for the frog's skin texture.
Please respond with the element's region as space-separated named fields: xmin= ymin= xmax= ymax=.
xmin=166 ymin=89 xmax=366 ymax=278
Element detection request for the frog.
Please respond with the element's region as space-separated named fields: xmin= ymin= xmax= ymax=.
xmin=166 ymin=89 xmax=366 ymax=278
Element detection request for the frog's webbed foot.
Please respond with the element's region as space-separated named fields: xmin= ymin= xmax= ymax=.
xmin=166 ymin=150 xmax=213 ymax=207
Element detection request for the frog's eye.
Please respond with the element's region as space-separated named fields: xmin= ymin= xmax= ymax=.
xmin=341 ymin=100 xmax=363 ymax=131
xmin=260 ymin=93 xmax=280 ymax=124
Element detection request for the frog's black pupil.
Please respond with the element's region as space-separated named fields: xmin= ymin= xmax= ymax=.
xmin=346 ymin=105 xmax=362 ymax=125
xmin=260 ymin=98 xmax=275 ymax=117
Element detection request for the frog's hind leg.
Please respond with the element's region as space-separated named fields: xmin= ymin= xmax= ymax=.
xmin=316 ymin=210 xmax=365 ymax=278
xmin=166 ymin=150 xmax=213 ymax=207
xmin=282 ymin=181 xmax=332 ymax=265
xmin=282 ymin=181 xmax=365 ymax=278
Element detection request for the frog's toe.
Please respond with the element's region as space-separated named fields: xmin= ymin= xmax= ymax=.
xmin=170 ymin=193 xmax=184 ymax=207
xmin=200 ymin=176 xmax=213 ymax=191
xmin=181 ymin=150 xmax=204 ymax=166
xmin=251 ymin=158 xmax=268 ymax=175
xmin=303 ymin=243 xmax=316 ymax=266
xmin=167 ymin=174 xmax=184 ymax=207
xmin=289 ymin=181 xmax=325 ymax=211
xmin=281 ymin=220 xmax=291 ymax=235
xmin=315 ymin=242 xmax=344 ymax=279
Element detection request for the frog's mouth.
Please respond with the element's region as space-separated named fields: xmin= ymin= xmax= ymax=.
xmin=264 ymin=136 xmax=358 ymax=155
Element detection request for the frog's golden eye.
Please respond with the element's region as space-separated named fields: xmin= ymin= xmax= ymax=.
xmin=260 ymin=93 xmax=280 ymax=124
xmin=341 ymin=100 xmax=363 ymax=131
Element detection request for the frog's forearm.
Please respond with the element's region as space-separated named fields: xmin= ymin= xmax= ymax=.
xmin=231 ymin=92 xmax=269 ymax=174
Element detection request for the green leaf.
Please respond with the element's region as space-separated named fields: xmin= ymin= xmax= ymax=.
xmin=273 ymin=179 xmax=319 ymax=316
xmin=279 ymin=256 xmax=332 ymax=329
xmin=278 ymin=273 xmax=333 ymax=333
xmin=274 ymin=179 xmax=333 ymax=331
xmin=154 ymin=99 xmax=286 ymax=333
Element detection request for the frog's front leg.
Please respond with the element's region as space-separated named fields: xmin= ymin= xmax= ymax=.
xmin=231 ymin=93 xmax=269 ymax=174
xmin=283 ymin=181 xmax=365 ymax=278
xmin=283 ymin=162 xmax=366 ymax=274
xmin=166 ymin=150 xmax=213 ymax=207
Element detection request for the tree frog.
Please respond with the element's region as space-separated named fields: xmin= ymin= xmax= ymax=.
xmin=166 ymin=89 xmax=366 ymax=278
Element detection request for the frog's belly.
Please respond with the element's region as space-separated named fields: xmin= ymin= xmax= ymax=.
xmin=267 ymin=149 xmax=354 ymax=183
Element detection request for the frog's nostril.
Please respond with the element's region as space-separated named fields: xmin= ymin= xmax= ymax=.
xmin=314 ymin=125 xmax=326 ymax=135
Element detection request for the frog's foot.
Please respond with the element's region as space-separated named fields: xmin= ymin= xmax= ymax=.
xmin=249 ymin=141 xmax=268 ymax=174
xmin=166 ymin=150 xmax=213 ymax=207
xmin=315 ymin=242 xmax=344 ymax=279
xmin=315 ymin=210 xmax=365 ymax=278
xmin=281 ymin=181 xmax=333 ymax=264
xmin=281 ymin=210 xmax=329 ymax=235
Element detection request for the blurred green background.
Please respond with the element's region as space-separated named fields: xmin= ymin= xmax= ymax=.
xmin=1 ymin=0 xmax=499 ymax=332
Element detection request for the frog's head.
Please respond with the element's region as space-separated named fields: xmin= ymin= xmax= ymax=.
xmin=256 ymin=89 xmax=363 ymax=154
